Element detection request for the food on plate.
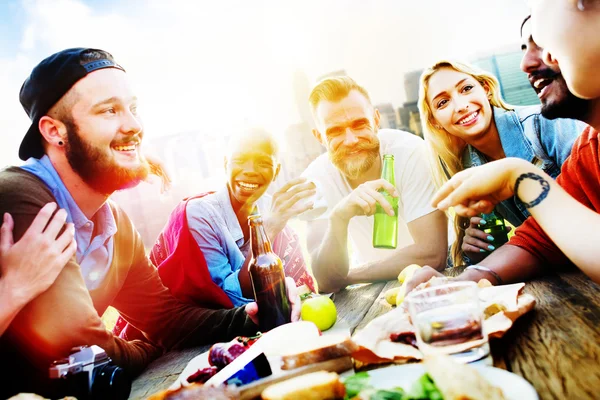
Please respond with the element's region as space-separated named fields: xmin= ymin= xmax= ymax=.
xmin=353 ymin=279 xmax=536 ymax=368
xmin=483 ymin=302 xmax=508 ymax=319
xmin=425 ymin=355 xmax=505 ymax=400
xmin=147 ymin=383 xmax=239 ymax=400
xmin=418 ymin=312 xmax=484 ymax=347
xmin=343 ymin=355 xmax=505 ymax=400
xmin=352 ymin=308 xmax=422 ymax=367
xmin=261 ymin=371 xmax=345 ymax=400
xmin=209 ymin=334 xmax=262 ymax=369
xmin=344 ymin=370 xmax=444 ymax=400
xmin=389 ymin=330 xmax=418 ymax=348
xmin=477 ymin=283 xmax=536 ymax=338
xmin=385 ymin=264 xmax=422 ymax=307
xmin=281 ymin=334 xmax=358 ymax=370
xmin=186 ymin=366 xmax=219 ymax=384
xmin=384 ymin=286 xmax=402 ymax=305
xmin=396 ymin=281 xmax=408 ymax=306
xmin=301 ymin=296 xmax=338 ymax=331
xmin=398 ymin=264 xmax=422 ymax=284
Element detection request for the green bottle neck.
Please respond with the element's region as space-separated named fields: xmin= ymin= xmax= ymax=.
xmin=381 ymin=156 xmax=395 ymax=183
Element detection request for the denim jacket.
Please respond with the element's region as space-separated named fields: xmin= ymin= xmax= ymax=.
xmin=185 ymin=187 xmax=270 ymax=306
xmin=463 ymin=105 xmax=586 ymax=226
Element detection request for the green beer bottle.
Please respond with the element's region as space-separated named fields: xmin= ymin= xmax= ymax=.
xmin=477 ymin=210 xmax=509 ymax=250
xmin=373 ymin=154 xmax=398 ymax=249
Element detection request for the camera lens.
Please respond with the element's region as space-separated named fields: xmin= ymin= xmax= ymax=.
xmin=91 ymin=363 xmax=131 ymax=400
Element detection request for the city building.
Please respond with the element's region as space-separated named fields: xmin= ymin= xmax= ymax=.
xmin=375 ymin=103 xmax=399 ymax=130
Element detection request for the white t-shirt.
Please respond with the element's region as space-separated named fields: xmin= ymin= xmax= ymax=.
xmin=301 ymin=129 xmax=438 ymax=266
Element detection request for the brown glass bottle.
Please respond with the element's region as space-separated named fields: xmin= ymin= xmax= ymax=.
xmin=248 ymin=214 xmax=291 ymax=332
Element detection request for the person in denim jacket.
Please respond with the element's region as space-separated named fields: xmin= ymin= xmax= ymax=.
xmin=418 ymin=60 xmax=585 ymax=267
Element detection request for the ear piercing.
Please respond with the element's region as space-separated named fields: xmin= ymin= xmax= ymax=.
xmin=58 ymin=141 xmax=64 ymax=146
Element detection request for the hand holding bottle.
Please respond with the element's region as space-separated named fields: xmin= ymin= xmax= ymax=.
xmin=245 ymin=276 xmax=301 ymax=327
xmin=332 ymin=179 xmax=398 ymax=222
xmin=462 ymin=216 xmax=510 ymax=259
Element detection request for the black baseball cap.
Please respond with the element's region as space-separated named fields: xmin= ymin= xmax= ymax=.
xmin=18 ymin=47 xmax=125 ymax=161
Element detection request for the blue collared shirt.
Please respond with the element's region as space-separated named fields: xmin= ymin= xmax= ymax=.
xmin=186 ymin=187 xmax=269 ymax=307
xmin=20 ymin=156 xmax=117 ymax=290
xmin=463 ymin=105 xmax=585 ymax=226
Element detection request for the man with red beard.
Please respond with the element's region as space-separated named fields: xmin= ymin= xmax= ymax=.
xmin=301 ymin=76 xmax=448 ymax=293
xmin=0 ymin=48 xmax=299 ymax=398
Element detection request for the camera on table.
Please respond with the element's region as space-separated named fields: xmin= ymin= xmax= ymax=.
xmin=48 ymin=345 xmax=131 ymax=400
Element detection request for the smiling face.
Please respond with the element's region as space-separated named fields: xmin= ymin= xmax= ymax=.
xmin=426 ymin=68 xmax=493 ymax=143
xmin=225 ymin=132 xmax=280 ymax=208
xmin=531 ymin=0 xmax=600 ymax=100
xmin=61 ymin=68 xmax=149 ymax=194
xmin=520 ymin=17 xmax=591 ymax=120
xmin=313 ymin=90 xmax=381 ymax=180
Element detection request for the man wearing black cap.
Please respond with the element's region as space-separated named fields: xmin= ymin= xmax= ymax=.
xmin=0 ymin=48 xmax=298 ymax=397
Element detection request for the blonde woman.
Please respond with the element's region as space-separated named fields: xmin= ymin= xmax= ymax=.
xmin=418 ymin=60 xmax=584 ymax=267
xmin=423 ymin=2 xmax=600 ymax=284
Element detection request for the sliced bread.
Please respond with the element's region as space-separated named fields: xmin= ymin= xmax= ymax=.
xmin=425 ymin=355 xmax=505 ymax=400
xmin=261 ymin=371 xmax=345 ymax=400
xmin=280 ymin=335 xmax=358 ymax=370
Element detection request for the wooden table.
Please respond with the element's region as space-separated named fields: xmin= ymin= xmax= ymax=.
xmin=131 ymin=270 xmax=600 ymax=400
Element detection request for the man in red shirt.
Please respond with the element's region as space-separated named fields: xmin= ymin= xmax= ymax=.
xmin=407 ymin=16 xmax=600 ymax=290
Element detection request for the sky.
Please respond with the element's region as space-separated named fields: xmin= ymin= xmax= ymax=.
xmin=0 ymin=0 xmax=530 ymax=166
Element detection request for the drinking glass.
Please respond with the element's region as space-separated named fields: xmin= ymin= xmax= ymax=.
xmin=405 ymin=281 xmax=490 ymax=364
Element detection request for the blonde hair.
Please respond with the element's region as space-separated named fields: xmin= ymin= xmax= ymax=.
xmin=418 ymin=60 xmax=512 ymax=267
xmin=309 ymin=76 xmax=372 ymax=112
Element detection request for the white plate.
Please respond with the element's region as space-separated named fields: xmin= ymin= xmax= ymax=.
xmin=341 ymin=364 xmax=538 ymax=400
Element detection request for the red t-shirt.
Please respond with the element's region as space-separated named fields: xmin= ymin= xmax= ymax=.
xmin=509 ymin=126 xmax=600 ymax=267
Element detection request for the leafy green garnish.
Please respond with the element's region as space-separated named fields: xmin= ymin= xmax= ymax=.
xmin=343 ymin=372 xmax=442 ymax=400
xmin=369 ymin=389 xmax=406 ymax=400
xmin=344 ymin=372 xmax=373 ymax=399
xmin=299 ymin=292 xmax=313 ymax=301
xmin=405 ymin=374 xmax=443 ymax=400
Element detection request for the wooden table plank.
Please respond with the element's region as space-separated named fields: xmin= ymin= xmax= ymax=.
xmin=354 ymin=280 xmax=398 ymax=332
xmin=130 ymin=283 xmax=386 ymax=398
xmin=131 ymin=270 xmax=600 ymax=400
xmin=332 ymin=282 xmax=387 ymax=334
xmin=496 ymin=273 xmax=600 ymax=400
xmin=130 ymin=345 xmax=211 ymax=399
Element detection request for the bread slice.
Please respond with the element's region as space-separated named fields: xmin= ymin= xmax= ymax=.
xmin=147 ymin=383 xmax=239 ymax=400
xmin=280 ymin=335 xmax=358 ymax=370
xmin=424 ymin=355 xmax=505 ymax=400
xmin=261 ymin=371 xmax=345 ymax=400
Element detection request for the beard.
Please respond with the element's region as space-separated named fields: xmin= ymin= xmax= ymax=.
xmin=541 ymin=91 xmax=591 ymax=121
xmin=64 ymin=118 xmax=150 ymax=195
xmin=330 ymin=136 xmax=380 ymax=180
xmin=532 ymin=70 xmax=591 ymax=121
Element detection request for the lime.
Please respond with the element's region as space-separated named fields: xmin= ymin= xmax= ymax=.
xmin=301 ymin=296 xmax=337 ymax=331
